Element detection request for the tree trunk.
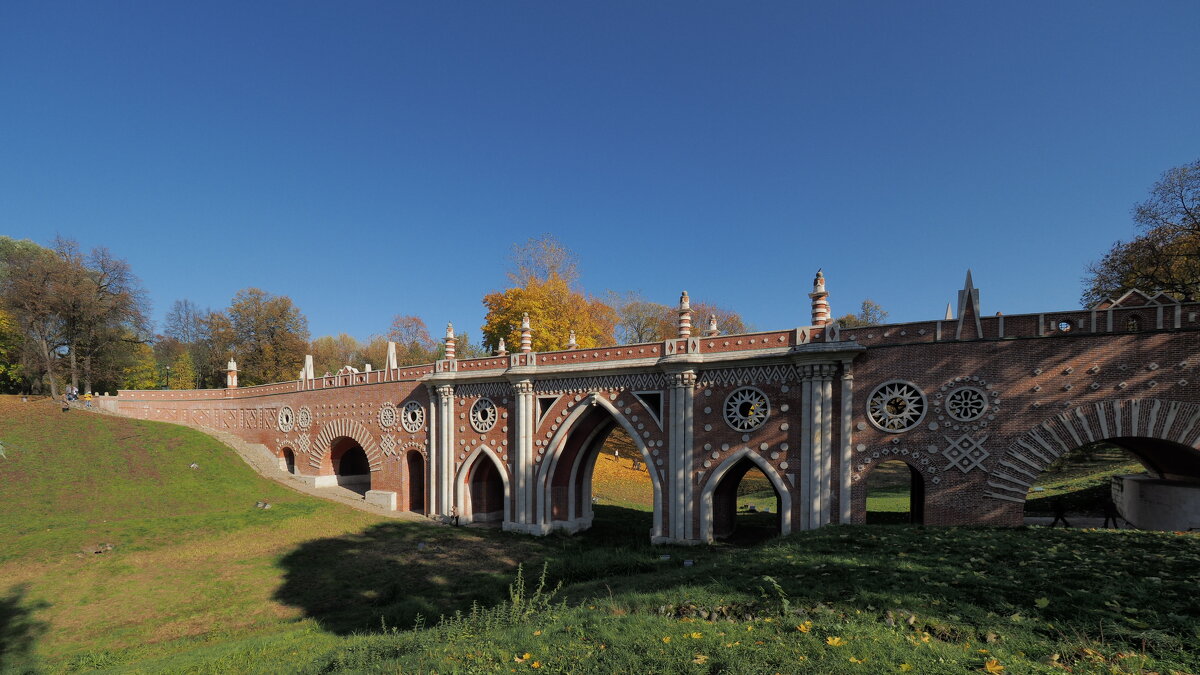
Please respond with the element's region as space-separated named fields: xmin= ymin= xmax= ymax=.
xmin=36 ymin=336 xmax=59 ymax=399
xmin=69 ymin=347 xmax=79 ymax=391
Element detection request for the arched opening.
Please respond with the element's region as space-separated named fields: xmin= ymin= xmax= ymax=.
xmin=466 ymin=454 xmax=505 ymax=524
xmin=865 ymin=460 xmax=924 ymax=524
xmin=1022 ymin=438 xmax=1194 ymax=528
xmin=280 ymin=448 xmax=296 ymax=475
xmin=329 ymin=437 xmax=372 ymax=494
xmin=538 ymin=397 xmax=662 ymax=539
xmin=405 ymin=451 xmax=426 ymax=514
xmin=709 ymin=457 xmax=784 ymax=543
xmin=584 ymin=424 xmax=656 ymax=540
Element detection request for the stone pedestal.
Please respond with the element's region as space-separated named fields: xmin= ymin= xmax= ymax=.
xmin=1113 ymin=475 xmax=1200 ymax=531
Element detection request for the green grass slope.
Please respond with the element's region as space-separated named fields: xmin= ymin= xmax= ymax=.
xmin=2 ymin=396 xmax=1198 ymax=674
xmin=0 ymin=396 xmax=384 ymax=670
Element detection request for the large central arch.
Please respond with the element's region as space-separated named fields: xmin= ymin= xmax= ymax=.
xmin=534 ymin=394 xmax=665 ymax=538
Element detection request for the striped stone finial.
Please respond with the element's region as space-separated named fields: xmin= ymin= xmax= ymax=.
xmin=444 ymin=322 xmax=456 ymax=360
xmin=705 ymin=314 xmax=719 ymax=337
xmin=678 ymin=291 xmax=692 ymax=338
xmin=567 ymin=329 xmax=577 ymax=349
xmin=497 ymin=338 xmax=507 ymax=356
xmin=809 ymin=269 xmax=830 ymax=327
xmin=520 ymin=313 xmax=532 ymax=353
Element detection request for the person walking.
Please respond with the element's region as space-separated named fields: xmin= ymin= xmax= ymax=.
xmin=83 ymin=392 xmax=93 ymax=409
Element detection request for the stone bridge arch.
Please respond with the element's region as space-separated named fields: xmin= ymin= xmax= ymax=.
xmin=454 ymin=446 xmax=510 ymax=524
xmin=311 ymin=418 xmax=382 ymax=472
xmin=535 ymin=393 xmax=665 ymax=538
xmin=700 ymin=447 xmax=792 ymax=543
xmin=985 ymin=398 xmax=1200 ymax=504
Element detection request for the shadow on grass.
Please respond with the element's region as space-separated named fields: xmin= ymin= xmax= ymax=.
xmin=0 ymin=585 xmax=49 ymax=673
xmin=272 ymin=506 xmax=663 ymax=635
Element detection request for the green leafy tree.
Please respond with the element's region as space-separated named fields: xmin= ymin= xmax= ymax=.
xmin=122 ymin=342 xmax=159 ymax=390
xmin=0 ymin=309 xmax=23 ymax=393
xmin=168 ymin=351 xmax=198 ymax=390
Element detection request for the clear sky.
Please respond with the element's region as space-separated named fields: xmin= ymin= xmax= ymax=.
xmin=3 ymin=2 xmax=1198 ymax=344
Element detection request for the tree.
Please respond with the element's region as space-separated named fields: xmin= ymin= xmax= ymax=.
xmin=164 ymin=299 xmax=206 ymax=345
xmin=386 ymin=315 xmax=437 ymax=366
xmin=610 ymin=292 xmax=750 ymax=343
xmin=610 ymin=293 xmax=672 ymax=344
xmin=121 ymin=342 xmax=158 ymax=390
xmin=483 ymin=237 xmax=617 ymax=352
xmin=0 ymin=309 xmax=23 ymax=393
xmin=1083 ymin=159 xmax=1200 ymax=305
xmin=51 ymin=238 xmax=150 ymax=393
xmin=0 ymin=238 xmax=69 ymax=396
xmin=835 ymin=300 xmax=889 ymax=328
xmin=221 ymin=289 xmax=310 ymax=386
xmin=508 ymin=234 xmax=580 ymax=287
xmin=692 ymin=300 xmax=749 ymax=336
xmin=310 ymin=333 xmax=363 ymax=376
xmin=482 ymin=274 xmax=617 ymax=352
xmin=168 ymin=351 xmax=198 ymax=389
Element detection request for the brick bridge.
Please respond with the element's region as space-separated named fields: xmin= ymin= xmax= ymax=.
xmin=107 ymin=272 xmax=1200 ymax=542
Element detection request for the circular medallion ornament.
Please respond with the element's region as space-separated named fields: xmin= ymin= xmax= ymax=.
xmin=277 ymin=406 xmax=295 ymax=433
xmin=945 ymin=386 xmax=988 ymax=422
xmin=401 ymin=401 xmax=425 ymax=433
xmin=867 ymin=381 xmax=926 ymax=432
xmin=723 ymin=387 xmax=770 ymax=432
xmin=378 ymin=403 xmax=397 ymax=429
xmin=296 ymin=406 xmax=312 ymax=431
xmin=470 ymin=398 xmax=498 ymax=433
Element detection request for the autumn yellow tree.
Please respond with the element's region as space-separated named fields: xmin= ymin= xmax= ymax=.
xmin=482 ymin=274 xmax=617 ymax=352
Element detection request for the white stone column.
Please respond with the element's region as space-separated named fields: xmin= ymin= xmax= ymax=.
xmin=512 ymin=380 xmax=535 ymax=531
xmin=839 ymin=361 xmax=854 ymax=524
xmin=799 ymin=365 xmax=813 ymax=530
xmin=425 ymin=384 xmax=440 ymax=517
xmin=434 ymin=384 xmax=456 ymax=520
xmin=818 ymin=364 xmax=835 ymax=527
xmin=664 ymin=370 xmax=698 ymax=542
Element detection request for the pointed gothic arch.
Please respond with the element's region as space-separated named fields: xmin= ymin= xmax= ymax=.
xmin=535 ymin=393 xmax=665 ymax=538
xmin=454 ymin=446 xmax=511 ymax=524
xmin=700 ymin=447 xmax=792 ymax=543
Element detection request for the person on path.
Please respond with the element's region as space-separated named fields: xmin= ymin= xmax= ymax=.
xmin=83 ymin=392 xmax=93 ymax=408
xmin=1049 ymin=497 xmax=1070 ymax=528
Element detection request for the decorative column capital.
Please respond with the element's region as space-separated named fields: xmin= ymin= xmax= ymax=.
xmin=435 ymin=384 xmax=455 ymax=399
xmin=512 ymin=380 xmax=534 ymax=395
xmin=669 ymin=371 xmax=698 ymax=388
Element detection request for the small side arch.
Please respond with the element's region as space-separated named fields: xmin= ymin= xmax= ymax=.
xmin=859 ymin=456 xmax=927 ymax=524
xmin=454 ymin=446 xmax=511 ymax=524
xmin=700 ymin=447 xmax=792 ymax=543
xmin=311 ymin=418 xmax=382 ymax=471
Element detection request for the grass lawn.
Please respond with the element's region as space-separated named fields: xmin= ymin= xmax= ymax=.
xmin=2 ymin=396 xmax=1197 ymax=673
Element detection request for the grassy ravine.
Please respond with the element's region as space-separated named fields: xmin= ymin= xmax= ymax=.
xmin=1 ymin=398 xmax=1198 ymax=673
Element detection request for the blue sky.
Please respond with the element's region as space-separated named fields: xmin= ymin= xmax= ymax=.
xmin=3 ymin=2 xmax=1198 ymax=344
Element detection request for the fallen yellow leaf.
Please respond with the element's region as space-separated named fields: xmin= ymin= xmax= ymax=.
xmin=983 ymin=658 xmax=1005 ymax=673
